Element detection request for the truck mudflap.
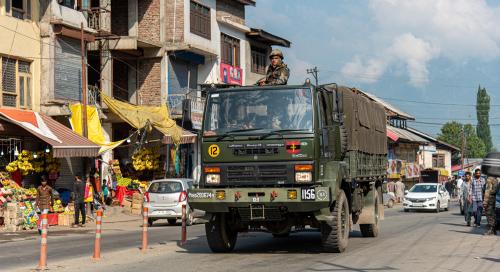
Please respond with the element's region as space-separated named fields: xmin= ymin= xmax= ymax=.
xmin=188 ymin=187 xmax=331 ymax=213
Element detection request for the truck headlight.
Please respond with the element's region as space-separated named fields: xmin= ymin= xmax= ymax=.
xmin=206 ymin=174 xmax=220 ymax=184
xmin=295 ymin=164 xmax=313 ymax=183
xmin=295 ymin=172 xmax=312 ymax=183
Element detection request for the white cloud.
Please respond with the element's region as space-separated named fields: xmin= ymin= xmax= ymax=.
xmin=341 ymin=0 xmax=500 ymax=87
xmin=284 ymin=50 xmax=314 ymax=84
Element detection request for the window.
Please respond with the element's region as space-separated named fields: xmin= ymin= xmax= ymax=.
xmin=221 ymin=33 xmax=240 ymax=67
xmin=0 ymin=57 xmax=32 ymax=109
xmin=5 ymin=0 xmax=31 ymax=20
xmin=251 ymin=46 xmax=266 ymax=74
xmin=190 ymin=1 xmax=211 ymax=39
xmin=432 ymin=154 xmax=445 ymax=168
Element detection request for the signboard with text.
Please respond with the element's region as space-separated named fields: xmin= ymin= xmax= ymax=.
xmin=220 ymin=63 xmax=243 ymax=85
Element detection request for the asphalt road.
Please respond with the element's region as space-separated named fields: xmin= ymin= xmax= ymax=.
xmin=3 ymin=202 xmax=500 ymax=272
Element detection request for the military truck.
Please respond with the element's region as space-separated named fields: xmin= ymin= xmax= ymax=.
xmin=188 ymin=83 xmax=387 ymax=253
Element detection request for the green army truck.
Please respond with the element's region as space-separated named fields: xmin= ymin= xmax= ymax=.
xmin=188 ymin=83 xmax=387 ymax=253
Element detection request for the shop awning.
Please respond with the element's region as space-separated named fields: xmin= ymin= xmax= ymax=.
xmin=162 ymin=129 xmax=197 ymax=145
xmin=0 ymin=108 xmax=100 ymax=158
xmin=387 ymin=126 xmax=428 ymax=144
xmin=102 ymin=94 xmax=182 ymax=145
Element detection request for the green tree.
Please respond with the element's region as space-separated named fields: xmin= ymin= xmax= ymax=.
xmin=476 ymin=85 xmax=493 ymax=152
xmin=437 ymin=122 xmax=487 ymax=160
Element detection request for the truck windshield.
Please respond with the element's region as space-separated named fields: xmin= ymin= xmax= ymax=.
xmin=203 ymin=88 xmax=313 ymax=136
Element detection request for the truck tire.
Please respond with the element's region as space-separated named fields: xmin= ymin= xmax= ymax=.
xmin=205 ymin=213 xmax=237 ymax=253
xmin=321 ymin=190 xmax=350 ymax=253
xmin=360 ymin=192 xmax=380 ymax=238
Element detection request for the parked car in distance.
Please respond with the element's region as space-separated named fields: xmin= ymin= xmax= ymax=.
xmin=146 ymin=178 xmax=196 ymax=226
xmin=403 ymin=183 xmax=450 ymax=213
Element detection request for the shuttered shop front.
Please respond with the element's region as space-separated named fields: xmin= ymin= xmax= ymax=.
xmin=56 ymin=157 xmax=83 ymax=190
xmin=55 ymin=37 xmax=82 ymax=101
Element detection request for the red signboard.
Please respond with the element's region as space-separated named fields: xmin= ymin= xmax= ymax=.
xmin=220 ymin=63 xmax=243 ymax=85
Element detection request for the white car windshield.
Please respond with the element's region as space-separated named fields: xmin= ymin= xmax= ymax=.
xmin=410 ymin=184 xmax=437 ymax=193
xmin=148 ymin=181 xmax=182 ymax=194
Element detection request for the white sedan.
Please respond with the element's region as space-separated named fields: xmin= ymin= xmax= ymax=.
xmin=403 ymin=183 xmax=451 ymax=213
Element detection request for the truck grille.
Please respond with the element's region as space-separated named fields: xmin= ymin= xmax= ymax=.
xmin=227 ymin=165 xmax=288 ymax=184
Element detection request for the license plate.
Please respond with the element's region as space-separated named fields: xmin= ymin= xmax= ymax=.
xmin=301 ymin=188 xmax=316 ymax=201
xmin=155 ymin=210 xmax=174 ymax=215
xmin=412 ymin=203 xmax=423 ymax=207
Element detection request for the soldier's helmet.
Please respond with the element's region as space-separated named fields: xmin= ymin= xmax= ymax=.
xmin=269 ymin=49 xmax=284 ymax=60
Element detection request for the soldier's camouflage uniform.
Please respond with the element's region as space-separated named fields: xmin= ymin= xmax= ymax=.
xmin=258 ymin=63 xmax=290 ymax=85
xmin=483 ymin=177 xmax=499 ymax=235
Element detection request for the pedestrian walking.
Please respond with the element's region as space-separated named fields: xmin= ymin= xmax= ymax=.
xmin=395 ymin=179 xmax=405 ymax=203
xmin=483 ymin=176 xmax=499 ymax=235
xmin=445 ymin=179 xmax=453 ymax=197
xmin=84 ymin=176 xmax=95 ymax=218
xmin=456 ymin=175 xmax=464 ymax=198
xmin=36 ymin=176 xmax=54 ymax=213
xmin=73 ymin=175 xmax=86 ymax=227
xmin=387 ymin=180 xmax=396 ymax=194
xmin=468 ymin=169 xmax=486 ymax=227
xmin=461 ymin=172 xmax=473 ymax=226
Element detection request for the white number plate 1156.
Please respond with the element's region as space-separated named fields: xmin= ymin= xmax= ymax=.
xmin=301 ymin=188 xmax=316 ymax=201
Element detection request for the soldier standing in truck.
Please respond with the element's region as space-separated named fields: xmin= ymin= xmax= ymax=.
xmin=257 ymin=49 xmax=290 ymax=86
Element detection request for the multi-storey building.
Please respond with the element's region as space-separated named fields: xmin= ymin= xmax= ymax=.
xmin=0 ymin=0 xmax=41 ymax=112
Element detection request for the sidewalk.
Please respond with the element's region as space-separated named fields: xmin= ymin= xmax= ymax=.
xmin=0 ymin=205 xmax=142 ymax=243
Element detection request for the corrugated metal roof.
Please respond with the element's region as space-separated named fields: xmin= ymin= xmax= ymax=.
xmin=361 ymin=91 xmax=415 ymax=120
xmin=406 ymin=127 xmax=460 ymax=151
xmin=0 ymin=109 xmax=99 ymax=158
xmin=387 ymin=126 xmax=429 ymax=143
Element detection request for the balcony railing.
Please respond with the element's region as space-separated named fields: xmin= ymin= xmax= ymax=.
xmin=83 ymin=7 xmax=111 ymax=36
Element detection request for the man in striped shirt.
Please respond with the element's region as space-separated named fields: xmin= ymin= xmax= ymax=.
xmin=468 ymin=169 xmax=485 ymax=227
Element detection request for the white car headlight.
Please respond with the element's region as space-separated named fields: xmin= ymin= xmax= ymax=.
xmin=206 ymin=174 xmax=220 ymax=184
xmin=295 ymin=172 xmax=312 ymax=183
xmin=426 ymin=197 xmax=437 ymax=202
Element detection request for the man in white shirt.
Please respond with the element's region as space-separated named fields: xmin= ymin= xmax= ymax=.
xmin=456 ymin=175 xmax=464 ymax=197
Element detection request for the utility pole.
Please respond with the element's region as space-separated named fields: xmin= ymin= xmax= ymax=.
xmin=81 ymin=22 xmax=88 ymax=138
xmin=460 ymin=127 xmax=466 ymax=171
xmin=307 ymin=67 xmax=319 ymax=86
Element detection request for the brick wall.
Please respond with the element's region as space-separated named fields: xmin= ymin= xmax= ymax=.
xmin=165 ymin=0 xmax=185 ymax=43
xmin=138 ymin=0 xmax=161 ymax=44
xmin=138 ymin=58 xmax=161 ymax=105
xmin=111 ymin=0 xmax=129 ymax=36
xmin=216 ymin=0 xmax=245 ymax=25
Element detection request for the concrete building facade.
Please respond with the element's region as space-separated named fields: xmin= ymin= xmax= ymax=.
xmin=0 ymin=0 xmax=41 ymax=112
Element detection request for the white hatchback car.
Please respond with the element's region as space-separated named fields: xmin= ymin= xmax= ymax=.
xmin=403 ymin=183 xmax=450 ymax=213
xmin=146 ymin=178 xmax=195 ymax=226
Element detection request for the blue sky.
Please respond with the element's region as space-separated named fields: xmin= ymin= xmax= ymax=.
xmin=247 ymin=0 xmax=500 ymax=149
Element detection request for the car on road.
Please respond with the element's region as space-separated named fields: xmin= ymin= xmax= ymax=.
xmin=403 ymin=183 xmax=450 ymax=213
xmin=146 ymin=178 xmax=196 ymax=226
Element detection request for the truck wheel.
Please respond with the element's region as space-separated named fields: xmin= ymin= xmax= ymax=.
xmin=321 ymin=190 xmax=350 ymax=253
xmin=360 ymin=192 xmax=380 ymax=238
xmin=205 ymin=213 xmax=237 ymax=253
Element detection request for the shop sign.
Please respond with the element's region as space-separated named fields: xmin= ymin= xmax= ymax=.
xmin=220 ymin=63 xmax=243 ymax=85
xmin=190 ymin=99 xmax=204 ymax=130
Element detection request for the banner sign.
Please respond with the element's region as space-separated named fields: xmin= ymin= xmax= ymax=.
xmin=220 ymin=63 xmax=243 ymax=85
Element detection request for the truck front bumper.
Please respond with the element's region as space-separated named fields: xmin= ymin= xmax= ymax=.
xmin=188 ymin=187 xmax=331 ymax=213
